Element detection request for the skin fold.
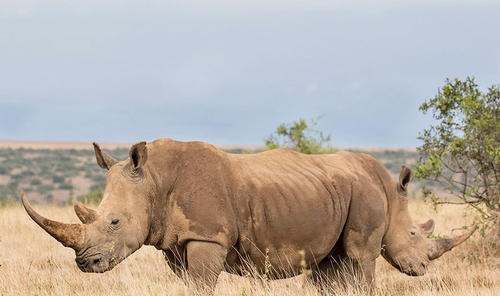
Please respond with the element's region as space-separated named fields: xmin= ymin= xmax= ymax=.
xmin=22 ymin=138 xmax=476 ymax=292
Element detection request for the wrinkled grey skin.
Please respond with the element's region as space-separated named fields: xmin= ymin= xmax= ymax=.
xmin=23 ymin=139 xmax=476 ymax=291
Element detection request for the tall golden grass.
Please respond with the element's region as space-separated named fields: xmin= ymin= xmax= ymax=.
xmin=0 ymin=201 xmax=497 ymax=296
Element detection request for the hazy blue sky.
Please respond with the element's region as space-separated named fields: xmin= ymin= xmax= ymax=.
xmin=1 ymin=0 xmax=499 ymax=147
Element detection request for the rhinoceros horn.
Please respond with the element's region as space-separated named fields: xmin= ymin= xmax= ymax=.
xmin=428 ymin=226 xmax=477 ymax=260
xmin=21 ymin=193 xmax=85 ymax=250
xmin=74 ymin=202 xmax=98 ymax=224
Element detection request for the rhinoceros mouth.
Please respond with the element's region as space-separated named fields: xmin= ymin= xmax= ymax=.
xmin=400 ymin=264 xmax=427 ymax=277
xmin=398 ymin=257 xmax=429 ymax=276
xmin=383 ymin=253 xmax=429 ymax=277
xmin=76 ymin=252 xmax=118 ymax=273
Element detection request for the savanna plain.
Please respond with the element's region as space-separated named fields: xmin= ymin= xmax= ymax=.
xmin=0 ymin=201 xmax=498 ymax=296
xmin=0 ymin=143 xmax=497 ymax=295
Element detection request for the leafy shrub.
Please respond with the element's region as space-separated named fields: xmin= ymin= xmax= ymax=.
xmin=77 ymin=188 xmax=104 ymax=205
xmin=415 ymin=78 xmax=499 ymax=215
xmin=52 ymin=175 xmax=65 ymax=184
xmin=29 ymin=178 xmax=41 ymax=186
xmin=58 ymin=182 xmax=73 ymax=190
xmin=265 ymin=118 xmax=333 ymax=154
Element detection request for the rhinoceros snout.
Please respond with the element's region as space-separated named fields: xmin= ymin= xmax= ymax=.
xmin=76 ymin=254 xmax=109 ymax=273
xmin=400 ymin=260 xmax=428 ymax=277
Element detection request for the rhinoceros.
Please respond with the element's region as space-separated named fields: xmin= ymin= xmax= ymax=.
xmin=22 ymin=139 xmax=475 ymax=290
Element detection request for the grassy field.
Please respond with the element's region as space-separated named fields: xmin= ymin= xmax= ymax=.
xmin=0 ymin=201 xmax=497 ymax=296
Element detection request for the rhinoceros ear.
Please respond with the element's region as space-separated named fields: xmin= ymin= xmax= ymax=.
xmin=93 ymin=142 xmax=118 ymax=170
xmin=418 ymin=219 xmax=435 ymax=236
xmin=129 ymin=141 xmax=148 ymax=170
xmin=398 ymin=165 xmax=412 ymax=193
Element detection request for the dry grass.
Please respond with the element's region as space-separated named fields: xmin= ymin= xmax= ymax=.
xmin=0 ymin=201 xmax=498 ymax=296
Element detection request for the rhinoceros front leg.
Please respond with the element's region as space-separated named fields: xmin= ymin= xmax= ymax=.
xmin=185 ymin=240 xmax=227 ymax=292
xmin=351 ymin=257 xmax=376 ymax=292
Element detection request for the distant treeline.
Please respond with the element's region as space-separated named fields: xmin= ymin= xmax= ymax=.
xmin=0 ymin=147 xmax=428 ymax=205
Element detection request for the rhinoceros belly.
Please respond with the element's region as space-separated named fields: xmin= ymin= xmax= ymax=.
xmin=227 ymin=156 xmax=350 ymax=278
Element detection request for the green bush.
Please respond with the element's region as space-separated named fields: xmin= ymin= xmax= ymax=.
xmin=58 ymin=182 xmax=73 ymax=190
xmin=265 ymin=118 xmax=333 ymax=154
xmin=52 ymin=175 xmax=65 ymax=184
xmin=77 ymin=188 xmax=104 ymax=205
xmin=415 ymin=77 xmax=499 ymax=221
xmin=30 ymin=178 xmax=41 ymax=186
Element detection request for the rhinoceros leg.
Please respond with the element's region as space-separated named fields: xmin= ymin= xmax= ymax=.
xmin=310 ymin=254 xmax=356 ymax=292
xmin=163 ymin=246 xmax=187 ymax=279
xmin=350 ymin=257 xmax=376 ymax=292
xmin=311 ymin=254 xmax=376 ymax=294
xmin=310 ymin=254 xmax=342 ymax=292
xmin=185 ymin=240 xmax=227 ymax=292
xmin=341 ymin=234 xmax=380 ymax=291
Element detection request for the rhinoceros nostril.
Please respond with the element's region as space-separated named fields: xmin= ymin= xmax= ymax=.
xmin=76 ymin=257 xmax=85 ymax=266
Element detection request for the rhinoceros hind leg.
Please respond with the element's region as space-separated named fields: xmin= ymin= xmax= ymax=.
xmin=163 ymin=246 xmax=187 ymax=280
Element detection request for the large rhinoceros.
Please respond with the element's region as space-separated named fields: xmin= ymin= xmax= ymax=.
xmin=22 ymin=139 xmax=475 ymax=290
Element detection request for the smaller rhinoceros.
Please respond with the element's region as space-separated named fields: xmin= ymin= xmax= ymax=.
xmin=22 ymin=139 xmax=475 ymax=291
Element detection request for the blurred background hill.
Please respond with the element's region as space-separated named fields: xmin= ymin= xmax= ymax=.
xmin=0 ymin=141 xmax=422 ymax=205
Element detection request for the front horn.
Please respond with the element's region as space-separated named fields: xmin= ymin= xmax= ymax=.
xmin=74 ymin=202 xmax=98 ymax=224
xmin=21 ymin=193 xmax=85 ymax=250
xmin=428 ymin=225 xmax=477 ymax=260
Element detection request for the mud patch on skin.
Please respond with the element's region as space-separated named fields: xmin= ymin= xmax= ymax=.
xmin=186 ymin=220 xmax=224 ymax=239
xmin=344 ymin=224 xmax=385 ymax=260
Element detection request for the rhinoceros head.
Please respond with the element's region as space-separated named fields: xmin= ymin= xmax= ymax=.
xmin=381 ymin=166 xmax=476 ymax=276
xmin=22 ymin=142 xmax=152 ymax=273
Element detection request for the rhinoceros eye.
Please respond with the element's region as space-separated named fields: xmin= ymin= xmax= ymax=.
xmin=111 ymin=218 xmax=120 ymax=225
xmin=410 ymin=230 xmax=416 ymax=236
